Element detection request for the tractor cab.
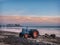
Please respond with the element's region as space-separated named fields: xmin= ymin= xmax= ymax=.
xmin=22 ymin=28 xmax=29 ymax=34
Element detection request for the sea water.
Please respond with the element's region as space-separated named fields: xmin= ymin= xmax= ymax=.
xmin=0 ymin=26 xmax=60 ymax=37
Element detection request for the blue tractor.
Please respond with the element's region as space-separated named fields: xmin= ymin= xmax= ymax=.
xmin=19 ymin=27 xmax=39 ymax=38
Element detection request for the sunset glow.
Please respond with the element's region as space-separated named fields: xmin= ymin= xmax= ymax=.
xmin=0 ymin=16 xmax=60 ymax=24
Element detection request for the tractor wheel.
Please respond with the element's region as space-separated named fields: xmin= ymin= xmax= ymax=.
xmin=31 ymin=30 xmax=39 ymax=38
xmin=19 ymin=33 xmax=23 ymax=37
xmin=24 ymin=33 xmax=29 ymax=38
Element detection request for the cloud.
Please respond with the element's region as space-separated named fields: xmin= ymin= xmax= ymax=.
xmin=0 ymin=16 xmax=60 ymax=24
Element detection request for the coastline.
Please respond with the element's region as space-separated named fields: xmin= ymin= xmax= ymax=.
xmin=0 ymin=28 xmax=60 ymax=37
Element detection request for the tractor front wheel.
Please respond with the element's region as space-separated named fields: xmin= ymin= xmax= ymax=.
xmin=19 ymin=33 xmax=23 ymax=37
xmin=24 ymin=34 xmax=29 ymax=38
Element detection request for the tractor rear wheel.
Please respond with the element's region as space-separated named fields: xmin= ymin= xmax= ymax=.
xmin=31 ymin=30 xmax=39 ymax=38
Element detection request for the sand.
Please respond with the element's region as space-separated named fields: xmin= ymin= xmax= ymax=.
xmin=0 ymin=30 xmax=60 ymax=45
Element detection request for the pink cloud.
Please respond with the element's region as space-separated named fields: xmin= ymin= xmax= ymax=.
xmin=0 ymin=16 xmax=60 ymax=23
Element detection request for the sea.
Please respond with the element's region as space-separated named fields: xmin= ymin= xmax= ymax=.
xmin=0 ymin=26 xmax=60 ymax=37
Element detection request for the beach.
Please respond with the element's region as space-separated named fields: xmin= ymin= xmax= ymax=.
xmin=0 ymin=30 xmax=60 ymax=45
xmin=0 ymin=0 xmax=60 ymax=45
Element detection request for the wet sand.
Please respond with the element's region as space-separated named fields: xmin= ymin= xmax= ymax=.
xmin=0 ymin=31 xmax=60 ymax=45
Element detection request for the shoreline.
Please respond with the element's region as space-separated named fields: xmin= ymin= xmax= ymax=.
xmin=0 ymin=28 xmax=60 ymax=37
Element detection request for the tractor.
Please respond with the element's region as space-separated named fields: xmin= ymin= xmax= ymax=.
xmin=19 ymin=27 xmax=39 ymax=39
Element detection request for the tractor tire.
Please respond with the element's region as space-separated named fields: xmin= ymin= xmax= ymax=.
xmin=23 ymin=33 xmax=29 ymax=38
xmin=31 ymin=30 xmax=39 ymax=39
xmin=19 ymin=33 xmax=23 ymax=37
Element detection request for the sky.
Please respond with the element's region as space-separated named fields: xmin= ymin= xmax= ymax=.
xmin=0 ymin=0 xmax=60 ymax=17
xmin=0 ymin=0 xmax=60 ymax=26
